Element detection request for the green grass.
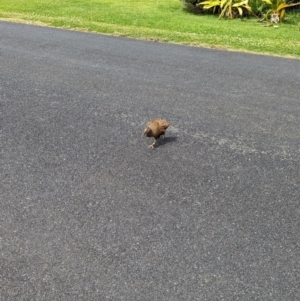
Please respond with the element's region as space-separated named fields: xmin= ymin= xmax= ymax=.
xmin=1 ymin=0 xmax=300 ymax=58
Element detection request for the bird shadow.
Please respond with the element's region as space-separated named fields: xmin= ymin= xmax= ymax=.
xmin=156 ymin=136 xmax=178 ymax=148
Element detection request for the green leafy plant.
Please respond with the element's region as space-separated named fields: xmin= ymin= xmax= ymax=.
xmin=248 ymin=0 xmax=269 ymax=16
xmin=261 ymin=0 xmax=300 ymax=21
xmin=199 ymin=0 xmax=253 ymax=18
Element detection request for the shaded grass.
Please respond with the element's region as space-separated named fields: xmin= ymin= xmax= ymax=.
xmin=0 ymin=0 xmax=300 ymax=58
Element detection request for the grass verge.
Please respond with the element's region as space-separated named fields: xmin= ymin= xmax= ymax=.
xmin=0 ymin=0 xmax=300 ymax=58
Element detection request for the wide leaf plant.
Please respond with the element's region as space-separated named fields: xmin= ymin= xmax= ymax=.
xmin=199 ymin=0 xmax=253 ymax=19
xmin=261 ymin=0 xmax=300 ymax=21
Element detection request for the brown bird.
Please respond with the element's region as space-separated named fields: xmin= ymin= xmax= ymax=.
xmin=143 ymin=118 xmax=170 ymax=148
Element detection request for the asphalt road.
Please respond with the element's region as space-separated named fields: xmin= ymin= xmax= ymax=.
xmin=1 ymin=21 xmax=299 ymax=300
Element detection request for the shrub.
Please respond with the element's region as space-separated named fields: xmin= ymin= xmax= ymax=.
xmin=248 ymin=0 xmax=269 ymax=15
xmin=199 ymin=0 xmax=253 ymax=18
xmin=261 ymin=0 xmax=300 ymax=21
xmin=181 ymin=0 xmax=300 ymax=21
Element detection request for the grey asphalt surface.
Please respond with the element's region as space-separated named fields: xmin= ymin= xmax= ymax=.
xmin=1 ymin=21 xmax=299 ymax=300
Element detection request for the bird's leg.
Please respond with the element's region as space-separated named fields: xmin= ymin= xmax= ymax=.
xmin=159 ymin=131 xmax=166 ymax=140
xmin=148 ymin=140 xmax=157 ymax=148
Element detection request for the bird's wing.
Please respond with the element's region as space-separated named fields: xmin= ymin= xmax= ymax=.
xmin=156 ymin=119 xmax=170 ymax=129
xmin=146 ymin=119 xmax=170 ymax=136
xmin=147 ymin=119 xmax=159 ymax=129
